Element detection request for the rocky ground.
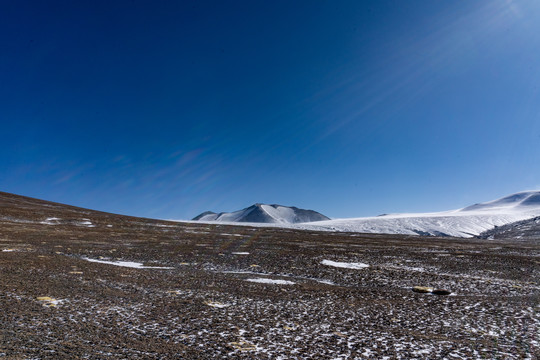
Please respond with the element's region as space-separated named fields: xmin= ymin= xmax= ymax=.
xmin=479 ymin=216 xmax=540 ymax=241
xmin=0 ymin=192 xmax=538 ymax=359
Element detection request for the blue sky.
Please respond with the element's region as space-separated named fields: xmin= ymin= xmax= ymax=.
xmin=1 ymin=0 xmax=540 ymax=220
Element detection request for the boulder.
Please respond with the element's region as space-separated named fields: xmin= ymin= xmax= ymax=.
xmin=412 ymin=286 xmax=433 ymax=293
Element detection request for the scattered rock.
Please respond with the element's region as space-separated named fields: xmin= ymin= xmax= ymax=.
xmin=1 ymin=190 xmax=537 ymax=359
xmin=204 ymin=301 xmax=230 ymax=308
xmin=412 ymin=286 xmax=433 ymax=293
xmin=36 ymin=296 xmax=60 ymax=307
xmin=228 ymin=341 xmax=256 ymax=351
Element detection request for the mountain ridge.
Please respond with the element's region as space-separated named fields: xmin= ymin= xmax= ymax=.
xmin=192 ymin=203 xmax=330 ymax=224
xmin=460 ymin=190 xmax=540 ymax=212
xmin=3 ymin=189 xmax=539 ymax=238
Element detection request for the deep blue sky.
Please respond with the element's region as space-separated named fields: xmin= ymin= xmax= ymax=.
xmin=1 ymin=0 xmax=540 ymax=220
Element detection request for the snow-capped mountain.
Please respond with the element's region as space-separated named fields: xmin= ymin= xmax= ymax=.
xmin=460 ymin=191 xmax=540 ymax=212
xmin=191 ymin=191 xmax=540 ymax=238
xmin=192 ymin=204 xmax=329 ymax=224
xmin=295 ymin=191 xmax=540 ymax=238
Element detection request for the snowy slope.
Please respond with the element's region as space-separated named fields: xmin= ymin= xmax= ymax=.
xmin=192 ymin=204 xmax=329 ymax=224
xmin=294 ymin=191 xmax=540 ymax=237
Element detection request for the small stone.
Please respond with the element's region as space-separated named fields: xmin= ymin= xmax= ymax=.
xmin=412 ymin=286 xmax=433 ymax=293
xmin=36 ymin=296 xmax=59 ymax=307
xmin=228 ymin=341 xmax=256 ymax=351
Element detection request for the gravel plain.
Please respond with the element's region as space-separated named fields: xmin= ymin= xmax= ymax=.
xmin=0 ymin=192 xmax=538 ymax=359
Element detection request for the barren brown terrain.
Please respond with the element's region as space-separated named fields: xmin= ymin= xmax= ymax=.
xmin=0 ymin=192 xmax=538 ymax=359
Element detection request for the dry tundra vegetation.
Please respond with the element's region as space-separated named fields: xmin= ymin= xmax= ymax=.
xmin=0 ymin=191 xmax=538 ymax=359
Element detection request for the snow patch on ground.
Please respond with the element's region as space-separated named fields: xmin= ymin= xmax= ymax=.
xmin=205 ymin=301 xmax=231 ymax=308
xmin=321 ymin=260 xmax=369 ymax=269
xmin=79 ymin=219 xmax=95 ymax=227
xmin=39 ymin=217 xmax=96 ymax=227
xmin=246 ymin=278 xmax=296 ymax=285
xmin=81 ymin=257 xmax=173 ymax=269
xmin=315 ymin=279 xmax=337 ymax=285
xmin=40 ymin=217 xmax=61 ymax=225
